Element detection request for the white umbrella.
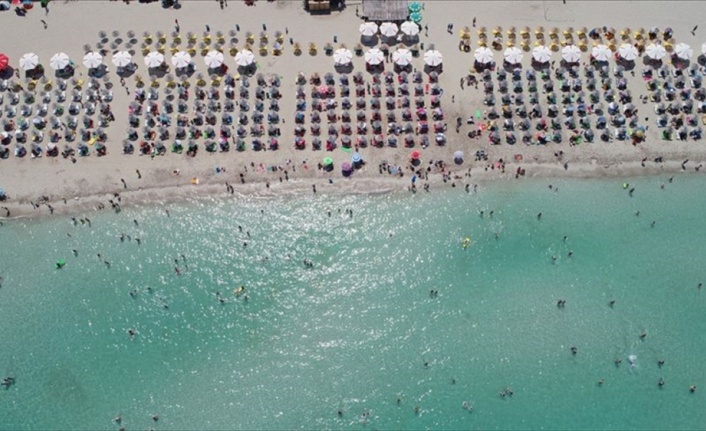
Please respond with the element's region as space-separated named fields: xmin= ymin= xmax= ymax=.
xmin=618 ymin=44 xmax=638 ymax=61
xmin=592 ymin=44 xmax=612 ymax=62
xmin=675 ymin=43 xmax=693 ymax=60
xmin=359 ymin=22 xmax=378 ymax=37
xmin=702 ymin=42 xmax=706 ymax=55
xmin=333 ymin=48 xmax=353 ymax=65
xmin=144 ymin=51 xmax=165 ymax=68
xmin=423 ymin=50 xmax=443 ymax=66
xmin=401 ymin=21 xmax=420 ymax=37
xmin=82 ymin=52 xmax=103 ymax=69
xmin=392 ymin=48 xmax=413 ymax=66
xmin=171 ymin=51 xmax=192 ymax=68
xmin=532 ymin=45 xmax=552 ymax=63
xmin=379 ymin=22 xmax=399 ymax=38
xmin=561 ymin=45 xmax=581 ymax=63
xmin=474 ymin=47 xmax=494 ymax=64
xmin=234 ymin=49 xmax=255 ymax=66
xmin=645 ymin=44 xmax=666 ymax=60
xmin=19 ymin=53 xmax=39 ymax=70
xmin=503 ymin=46 xmax=523 ymax=64
xmin=50 ymin=52 xmax=70 ymax=70
xmin=112 ymin=51 xmax=132 ymax=67
xmin=364 ymin=48 xmax=384 ymax=65
xmin=204 ymin=51 xmax=224 ymax=68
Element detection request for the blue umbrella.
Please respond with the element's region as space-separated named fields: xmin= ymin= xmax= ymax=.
xmin=351 ymin=152 xmax=361 ymax=163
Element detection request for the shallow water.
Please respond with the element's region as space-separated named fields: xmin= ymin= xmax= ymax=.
xmin=1 ymin=175 xmax=705 ymax=430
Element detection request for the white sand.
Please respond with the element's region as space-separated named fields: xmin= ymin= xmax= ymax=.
xmin=1 ymin=0 xmax=706 ymax=218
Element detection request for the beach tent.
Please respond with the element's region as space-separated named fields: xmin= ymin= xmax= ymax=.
xmin=424 ymin=50 xmax=443 ymax=67
xmin=144 ymin=51 xmax=165 ymax=68
xmin=503 ymin=47 xmax=523 ymax=64
xmin=392 ymin=48 xmax=413 ymax=66
xmin=401 ymin=21 xmax=420 ymax=37
xmin=359 ymin=22 xmax=378 ymax=37
xmin=82 ymin=52 xmax=103 ymax=69
xmin=204 ymin=50 xmax=224 ymax=68
xmin=675 ymin=43 xmax=693 ymax=60
xmin=532 ymin=45 xmax=552 ymax=63
xmin=379 ymin=22 xmax=399 ymax=38
xmin=645 ymin=44 xmax=666 ymax=60
xmin=592 ymin=44 xmax=612 ymax=62
xmin=364 ymin=48 xmax=384 ymax=65
xmin=112 ymin=51 xmax=132 ymax=67
xmin=171 ymin=51 xmax=192 ymax=68
xmin=618 ymin=44 xmax=638 ymax=61
xmin=49 ymin=52 xmax=70 ymax=70
xmin=234 ymin=49 xmax=255 ymax=66
xmin=333 ymin=48 xmax=353 ymax=65
xmin=474 ymin=47 xmax=493 ymax=64
xmin=561 ymin=45 xmax=581 ymax=63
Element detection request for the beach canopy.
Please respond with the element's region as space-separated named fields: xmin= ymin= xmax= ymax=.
xmin=618 ymin=44 xmax=638 ymax=61
xmin=50 ymin=52 xmax=70 ymax=70
xmin=379 ymin=22 xmax=399 ymax=38
xmin=333 ymin=48 xmax=353 ymax=65
xmin=359 ymin=22 xmax=378 ymax=37
xmin=503 ymin=46 xmax=523 ymax=64
xmin=171 ymin=51 xmax=192 ymax=68
xmin=424 ymin=50 xmax=443 ymax=66
xmin=204 ymin=50 xmax=224 ymax=68
xmin=235 ymin=49 xmax=255 ymax=66
xmin=0 ymin=53 xmax=8 ymax=70
xmin=82 ymin=52 xmax=102 ymax=69
xmin=675 ymin=43 xmax=693 ymax=60
xmin=112 ymin=51 xmax=132 ymax=67
xmin=474 ymin=47 xmax=493 ymax=64
xmin=365 ymin=48 xmax=384 ymax=65
xmin=592 ymin=44 xmax=612 ymax=62
xmin=645 ymin=43 xmax=666 ymax=60
xmin=392 ymin=48 xmax=413 ymax=66
xmin=401 ymin=21 xmax=420 ymax=37
xmin=561 ymin=45 xmax=581 ymax=63
xmin=532 ymin=45 xmax=552 ymax=63
xmin=144 ymin=51 xmax=165 ymax=68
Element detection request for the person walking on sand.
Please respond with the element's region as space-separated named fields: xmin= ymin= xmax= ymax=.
xmin=174 ymin=19 xmax=180 ymax=33
xmin=41 ymin=19 xmax=47 ymax=30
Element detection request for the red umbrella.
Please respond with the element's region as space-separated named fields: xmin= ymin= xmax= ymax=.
xmin=411 ymin=150 xmax=421 ymax=159
xmin=0 ymin=54 xmax=8 ymax=70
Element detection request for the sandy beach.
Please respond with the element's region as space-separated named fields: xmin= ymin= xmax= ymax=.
xmin=2 ymin=0 xmax=706 ymax=219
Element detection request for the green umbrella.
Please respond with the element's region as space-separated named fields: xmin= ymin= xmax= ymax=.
xmin=323 ymin=157 xmax=334 ymax=165
xmin=410 ymin=12 xmax=422 ymax=23
xmin=409 ymin=2 xmax=422 ymax=13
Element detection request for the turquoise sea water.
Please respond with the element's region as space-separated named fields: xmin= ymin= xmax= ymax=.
xmin=1 ymin=176 xmax=705 ymax=430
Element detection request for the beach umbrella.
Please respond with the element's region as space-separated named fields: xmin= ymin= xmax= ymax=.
xmin=82 ymin=52 xmax=102 ymax=69
xmin=204 ymin=50 xmax=224 ymax=68
xmin=323 ymin=156 xmax=334 ymax=166
xmin=359 ymin=22 xmax=378 ymax=37
xmin=410 ymin=12 xmax=422 ymax=23
xmin=618 ymin=44 xmax=638 ymax=61
xmin=561 ymin=45 xmax=581 ymax=63
xmin=0 ymin=53 xmax=7 ymax=70
xmin=401 ymin=21 xmax=420 ymax=37
xmin=474 ymin=47 xmax=494 ymax=64
xmin=112 ymin=51 xmax=132 ymax=67
xmin=645 ymin=43 xmax=666 ymax=60
xmin=379 ymin=22 xmax=399 ymax=38
xmin=393 ymin=48 xmax=413 ymax=66
xmin=423 ymin=50 xmax=443 ymax=67
xmin=333 ymin=48 xmax=353 ymax=65
xmin=19 ymin=53 xmax=39 ymax=70
xmin=144 ymin=51 xmax=164 ymax=68
xmin=675 ymin=43 xmax=693 ymax=60
xmin=454 ymin=150 xmax=464 ymax=164
xmin=365 ymin=48 xmax=384 ymax=65
xmin=235 ymin=49 xmax=255 ymax=66
xmin=171 ymin=51 xmax=192 ymax=68
xmin=50 ymin=52 xmax=70 ymax=70
xmin=592 ymin=44 xmax=612 ymax=62
xmin=532 ymin=45 xmax=552 ymax=63
xmin=503 ymin=47 xmax=523 ymax=64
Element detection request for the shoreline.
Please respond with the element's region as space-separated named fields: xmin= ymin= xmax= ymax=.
xmin=2 ymin=155 xmax=702 ymax=221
